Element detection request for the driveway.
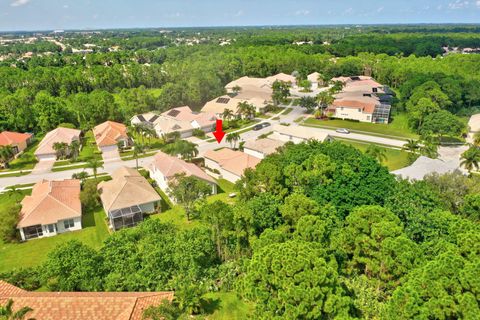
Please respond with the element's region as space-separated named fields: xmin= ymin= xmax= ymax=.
xmin=31 ymin=159 xmax=55 ymax=175
xmin=101 ymin=148 xmax=121 ymax=162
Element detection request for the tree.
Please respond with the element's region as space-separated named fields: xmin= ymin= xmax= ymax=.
xmin=420 ymin=110 xmax=465 ymax=138
xmin=0 ymin=146 xmax=15 ymax=168
xmin=86 ymin=158 xmax=103 ymax=180
xmin=80 ymin=179 xmax=100 ymax=211
xmin=329 ymin=80 xmax=345 ymax=94
xmin=236 ymin=101 xmax=255 ymax=119
xmin=473 ymin=132 xmax=480 ymax=147
xmin=42 ymin=240 xmax=104 ymax=291
xmin=52 ymin=142 xmax=68 ymax=160
xmin=298 ymin=79 xmax=312 ymax=92
xmin=69 ymin=139 xmax=81 ymax=162
xmin=298 ymin=96 xmax=317 ymax=113
xmin=132 ymin=142 xmax=145 ymax=169
xmin=226 ymin=132 xmax=240 ymax=149
xmin=244 ymin=240 xmax=352 ymax=319
xmin=460 ymin=147 xmax=480 ymax=173
xmin=164 ymin=140 xmax=198 ymax=161
xmin=221 ymin=108 xmax=234 ymax=124
xmin=168 ymin=174 xmax=212 ymax=220
xmin=271 ymin=80 xmax=290 ymax=106
xmin=143 ymin=300 xmax=182 ymax=320
xmin=365 ymin=144 xmax=387 ymax=163
xmin=316 ymin=90 xmax=334 ymax=116
xmin=0 ymin=299 xmax=34 ymax=320
xmin=402 ymin=139 xmax=420 ymax=162
xmin=406 ymin=98 xmax=440 ymax=130
xmin=72 ymin=171 xmax=89 ymax=185
xmin=279 ymin=192 xmax=320 ymax=226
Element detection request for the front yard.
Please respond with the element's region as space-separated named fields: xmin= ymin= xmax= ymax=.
xmin=0 ymin=138 xmax=41 ymax=173
xmin=303 ymin=113 xmax=419 ymax=139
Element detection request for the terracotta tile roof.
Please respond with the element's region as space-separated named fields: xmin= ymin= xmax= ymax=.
xmin=150 ymin=151 xmax=215 ymax=184
xmin=204 ymin=148 xmax=261 ymax=177
xmin=93 ymin=121 xmax=129 ymax=147
xmin=98 ymin=167 xmax=161 ymax=212
xmin=153 ymin=107 xmax=216 ymax=135
xmin=0 ymin=131 xmax=32 ymax=147
xmin=34 ymin=128 xmax=81 ymax=156
xmin=0 ymin=280 xmax=173 ymax=320
xmin=331 ymin=98 xmax=377 ymax=114
xmin=243 ymin=138 xmax=286 ymax=156
xmin=18 ymin=179 xmax=81 ymax=228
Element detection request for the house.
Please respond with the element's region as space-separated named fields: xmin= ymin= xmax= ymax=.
xmin=0 ymin=131 xmax=33 ymax=154
xmin=155 ymin=106 xmax=216 ymax=138
xmin=98 ymin=167 xmax=161 ymax=231
xmin=148 ymin=151 xmax=217 ymax=197
xmin=204 ymin=148 xmax=261 ymax=183
xmin=202 ymin=95 xmax=269 ymax=118
xmin=0 ymin=280 xmax=174 ymax=320
xmin=34 ymin=127 xmax=81 ymax=161
xmin=266 ymin=73 xmax=297 ymax=86
xmin=307 ymin=72 xmax=324 ymax=88
xmin=467 ymin=114 xmax=480 ymax=143
xmin=93 ymin=121 xmax=130 ymax=152
xmin=243 ymin=137 xmax=286 ymax=159
xmin=17 ymin=179 xmax=82 ymax=241
xmin=130 ymin=112 xmax=160 ymax=127
xmin=271 ymin=124 xmax=333 ymax=144
xmin=327 ymin=76 xmax=392 ymax=124
xmin=225 ymin=76 xmax=271 ymax=93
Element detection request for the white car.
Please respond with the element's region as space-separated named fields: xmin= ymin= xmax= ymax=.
xmin=335 ymin=128 xmax=350 ymax=134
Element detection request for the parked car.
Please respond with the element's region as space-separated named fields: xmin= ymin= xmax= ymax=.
xmin=253 ymin=124 xmax=263 ymax=131
xmin=335 ymin=128 xmax=350 ymax=134
xmin=261 ymin=122 xmax=271 ymax=128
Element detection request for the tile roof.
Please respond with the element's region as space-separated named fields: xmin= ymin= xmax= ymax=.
xmin=0 ymin=131 xmax=32 ymax=147
xmin=307 ymin=72 xmax=321 ymax=82
xmin=204 ymin=148 xmax=261 ymax=177
xmin=0 ymin=280 xmax=173 ymax=320
xmin=243 ymin=138 xmax=286 ymax=156
xmin=331 ymin=98 xmax=377 ymax=114
xmin=98 ymin=167 xmax=161 ymax=212
xmin=93 ymin=121 xmax=129 ymax=147
xmin=34 ymin=128 xmax=81 ymax=156
xmin=225 ymin=76 xmax=270 ymax=90
xmin=18 ymin=179 xmax=81 ymax=228
xmin=201 ymin=95 xmax=268 ymax=115
xmin=150 ymin=151 xmax=215 ymax=184
xmin=153 ymin=107 xmax=216 ymax=134
xmin=266 ymin=73 xmax=296 ymax=84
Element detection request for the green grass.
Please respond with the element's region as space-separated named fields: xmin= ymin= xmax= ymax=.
xmin=203 ymin=292 xmax=253 ymax=320
xmin=0 ymin=208 xmax=109 ymax=272
xmin=1 ymin=138 xmax=41 ymax=172
xmin=337 ymin=138 xmax=417 ymax=171
xmin=0 ymin=171 xmax=31 ymax=178
xmin=282 ymin=107 xmax=294 ymax=115
xmin=78 ymin=131 xmax=102 ymax=162
xmin=303 ymin=113 xmax=419 ymax=139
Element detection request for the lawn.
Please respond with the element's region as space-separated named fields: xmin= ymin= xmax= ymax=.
xmin=303 ymin=113 xmax=419 ymax=139
xmin=0 ymin=208 xmax=110 ymax=273
xmin=1 ymin=138 xmax=41 ymax=172
xmin=337 ymin=138 xmax=416 ymax=171
xmin=78 ymin=131 xmax=102 ymax=162
xmin=203 ymin=291 xmax=253 ymax=320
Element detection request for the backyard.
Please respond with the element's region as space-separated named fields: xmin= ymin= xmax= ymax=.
xmin=303 ymin=113 xmax=419 ymax=139
xmin=337 ymin=138 xmax=417 ymax=171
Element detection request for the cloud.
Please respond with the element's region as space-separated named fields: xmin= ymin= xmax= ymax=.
xmin=343 ymin=7 xmax=354 ymax=15
xmin=234 ymin=10 xmax=244 ymax=17
xmin=10 ymin=0 xmax=30 ymax=7
xmin=476 ymin=0 xmax=480 ymax=7
xmin=295 ymin=9 xmax=310 ymax=16
xmin=63 ymin=4 xmax=69 ymax=9
xmin=448 ymin=0 xmax=470 ymax=9
xmin=376 ymin=6 xmax=384 ymax=13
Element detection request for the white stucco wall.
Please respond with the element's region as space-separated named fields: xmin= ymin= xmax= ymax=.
xmin=333 ymin=107 xmax=372 ymax=123
xmin=243 ymin=148 xmax=266 ymax=159
xmin=19 ymin=216 xmax=82 ymax=241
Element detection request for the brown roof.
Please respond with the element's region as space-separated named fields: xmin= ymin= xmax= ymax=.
xmin=150 ymin=151 xmax=215 ymax=184
xmin=93 ymin=121 xmax=129 ymax=147
xmin=34 ymin=127 xmax=81 ymax=156
xmin=331 ymin=99 xmax=377 ymax=114
xmin=98 ymin=167 xmax=161 ymax=212
xmin=0 ymin=280 xmax=173 ymax=320
xmin=0 ymin=131 xmax=32 ymax=147
xmin=18 ymin=180 xmax=81 ymax=228
xmin=204 ymin=148 xmax=261 ymax=177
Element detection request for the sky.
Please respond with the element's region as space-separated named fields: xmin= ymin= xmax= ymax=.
xmin=1 ymin=0 xmax=480 ymax=31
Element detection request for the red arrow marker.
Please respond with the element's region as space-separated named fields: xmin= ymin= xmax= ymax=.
xmin=212 ymin=119 xmax=226 ymax=143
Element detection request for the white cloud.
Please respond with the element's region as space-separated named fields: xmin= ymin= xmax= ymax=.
xmin=448 ymin=0 xmax=470 ymax=9
xmin=234 ymin=10 xmax=244 ymax=17
xmin=63 ymin=4 xmax=69 ymax=9
xmin=10 ymin=0 xmax=30 ymax=7
xmin=343 ymin=7 xmax=354 ymax=15
xmin=295 ymin=9 xmax=310 ymax=16
xmin=376 ymin=6 xmax=384 ymax=13
xmin=476 ymin=0 xmax=480 ymax=7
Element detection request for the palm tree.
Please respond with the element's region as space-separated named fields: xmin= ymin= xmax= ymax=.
xmin=7 ymin=185 xmax=23 ymax=199
xmin=72 ymin=171 xmax=89 ymax=185
xmin=69 ymin=140 xmax=81 ymax=162
xmin=226 ymin=132 xmax=241 ymax=149
xmin=86 ymin=158 xmax=103 ymax=180
xmin=52 ymin=142 xmax=68 ymax=160
xmin=329 ymin=80 xmax=345 ymax=94
xmin=460 ymin=147 xmax=480 ymax=174
xmin=365 ymin=144 xmax=387 ymax=163
xmin=473 ymin=132 xmax=480 ymax=147
xmin=222 ymin=108 xmax=234 ymax=125
xmin=0 ymin=299 xmax=34 ymax=320
xmin=403 ymin=139 xmax=421 ymax=162
xmin=236 ymin=101 xmax=254 ymax=119
xmin=142 ymin=125 xmax=157 ymax=147
xmin=132 ymin=142 xmax=145 ymax=169
xmin=316 ymin=91 xmax=334 ymax=117
xmin=232 ymin=85 xmax=242 ymax=95
xmin=0 ymin=145 xmax=15 ymax=168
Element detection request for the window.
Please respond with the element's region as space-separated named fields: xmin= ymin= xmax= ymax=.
xmin=366 ymin=116 xmax=371 ymax=121
xmin=47 ymin=224 xmax=56 ymax=233
xmin=23 ymin=225 xmax=43 ymax=240
xmin=64 ymin=219 xmax=74 ymax=229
